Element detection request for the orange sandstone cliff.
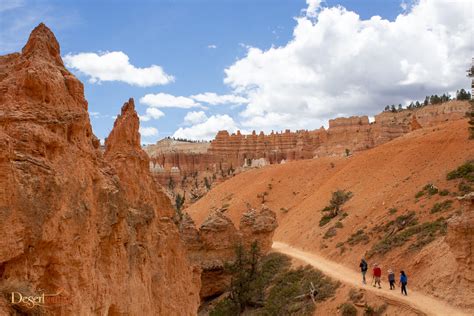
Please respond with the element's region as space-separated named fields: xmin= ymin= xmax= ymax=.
xmin=145 ymin=101 xmax=469 ymax=207
xmin=179 ymin=206 xmax=277 ymax=300
xmin=0 ymin=24 xmax=199 ymax=315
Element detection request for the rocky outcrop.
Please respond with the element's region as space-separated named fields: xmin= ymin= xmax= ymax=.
xmin=313 ymin=116 xmax=373 ymax=157
xmin=146 ymin=101 xmax=470 ymax=204
xmin=446 ymin=210 xmax=474 ymax=282
xmin=0 ymin=23 xmax=199 ymax=315
xmin=209 ymin=129 xmax=324 ymax=166
xmin=179 ymin=207 xmax=277 ymax=300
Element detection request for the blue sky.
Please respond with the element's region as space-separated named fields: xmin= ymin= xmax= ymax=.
xmin=1 ymin=0 xmax=472 ymax=143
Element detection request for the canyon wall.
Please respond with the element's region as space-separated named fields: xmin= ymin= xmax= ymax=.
xmin=0 ymin=24 xmax=199 ymax=315
xmin=146 ymin=100 xmax=469 ymax=206
xmin=179 ymin=206 xmax=277 ymax=300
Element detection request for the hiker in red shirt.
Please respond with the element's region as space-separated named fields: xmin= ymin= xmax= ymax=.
xmin=372 ymin=263 xmax=382 ymax=289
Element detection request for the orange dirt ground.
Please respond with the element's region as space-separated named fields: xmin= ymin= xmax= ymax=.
xmin=187 ymin=119 xmax=474 ymax=314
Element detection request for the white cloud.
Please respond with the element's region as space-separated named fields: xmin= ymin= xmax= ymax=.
xmin=139 ymin=107 xmax=165 ymax=122
xmin=139 ymin=126 xmax=159 ymax=137
xmin=208 ymin=44 xmax=217 ymax=49
xmin=224 ymin=0 xmax=474 ymax=132
xmin=305 ymin=0 xmax=322 ymax=17
xmin=140 ymin=93 xmax=203 ymax=109
xmin=173 ymin=114 xmax=239 ymax=140
xmin=89 ymin=111 xmax=100 ymax=118
xmin=183 ymin=111 xmax=208 ymax=125
xmin=190 ymin=92 xmax=248 ymax=105
xmin=63 ymin=51 xmax=174 ymax=87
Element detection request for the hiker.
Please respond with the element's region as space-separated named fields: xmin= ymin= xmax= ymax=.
xmin=372 ymin=263 xmax=382 ymax=288
xmin=400 ymin=271 xmax=408 ymax=296
xmin=359 ymin=258 xmax=368 ymax=284
xmin=388 ymin=269 xmax=395 ymax=290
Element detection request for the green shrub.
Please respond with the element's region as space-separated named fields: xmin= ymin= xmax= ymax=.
xmin=210 ymin=248 xmax=339 ymax=316
xmin=423 ymin=183 xmax=439 ymax=195
xmin=319 ymin=213 xmax=334 ymax=227
xmin=335 ymin=221 xmax=344 ymax=229
xmin=368 ymin=218 xmax=447 ymax=257
xmin=347 ymin=229 xmax=369 ymax=246
xmin=324 ymin=227 xmax=338 ymax=239
xmin=339 ymin=302 xmax=358 ymax=316
xmin=320 ymin=190 xmax=353 ymax=226
xmin=458 ymin=181 xmax=473 ymax=194
xmin=388 ymin=208 xmax=398 ymax=214
xmin=430 ymin=200 xmax=453 ymax=214
xmin=348 ymin=289 xmax=363 ymax=303
xmin=415 ymin=190 xmax=424 ymax=198
xmin=439 ymin=189 xmax=450 ymax=196
xmin=210 ymin=298 xmax=239 ymax=316
xmin=364 ymin=303 xmax=387 ymax=316
xmin=446 ymin=161 xmax=474 ymax=181
xmin=264 ymin=266 xmax=339 ymax=316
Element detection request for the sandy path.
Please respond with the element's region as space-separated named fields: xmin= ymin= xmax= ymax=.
xmin=272 ymin=242 xmax=468 ymax=316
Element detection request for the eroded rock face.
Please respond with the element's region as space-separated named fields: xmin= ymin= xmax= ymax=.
xmin=146 ymin=101 xmax=469 ymax=206
xmin=446 ymin=210 xmax=474 ymax=282
xmin=179 ymin=207 xmax=278 ymax=300
xmin=0 ymin=23 xmax=199 ymax=315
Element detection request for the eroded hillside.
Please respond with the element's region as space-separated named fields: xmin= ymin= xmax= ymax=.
xmin=187 ymin=119 xmax=474 ymax=313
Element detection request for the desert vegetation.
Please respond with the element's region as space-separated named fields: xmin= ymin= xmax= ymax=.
xmin=367 ymin=217 xmax=447 ymax=257
xmin=430 ymin=200 xmax=453 ymax=214
xmin=319 ymin=190 xmax=353 ymax=226
xmin=468 ymin=100 xmax=474 ymax=139
xmin=382 ymin=89 xmax=471 ymax=112
xmin=446 ymin=161 xmax=474 ymax=195
xmin=209 ymin=243 xmax=339 ymax=316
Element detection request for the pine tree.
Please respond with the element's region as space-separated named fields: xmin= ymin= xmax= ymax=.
xmin=457 ymin=88 xmax=471 ymax=100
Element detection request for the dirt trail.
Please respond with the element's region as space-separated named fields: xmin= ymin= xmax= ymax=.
xmin=272 ymin=242 xmax=468 ymax=316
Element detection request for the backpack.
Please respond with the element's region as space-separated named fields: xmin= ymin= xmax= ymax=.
xmin=361 ymin=260 xmax=368 ymax=271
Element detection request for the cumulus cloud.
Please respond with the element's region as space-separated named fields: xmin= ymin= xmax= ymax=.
xmin=208 ymin=44 xmax=217 ymax=49
xmin=183 ymin=111 xmax=208 ymax=125
xmin=224 ymin=0 xmax=473 ymax=132
xmin=140 ymin=93 xmax=203 ymax=109
xmin=139 ymin=126 xmax=159 ymax=137
xmin=139 ymin=107 xmax=165 ymax=122
xmin=190 ymin=92 xmax=248 ymax=105
xmin=63 ymin=51 xmax=174 ymax=87
xmin=173 ymin=114 xmax=239 ymax=140
xmin=305 ymin=0 xmax=322 ymax=17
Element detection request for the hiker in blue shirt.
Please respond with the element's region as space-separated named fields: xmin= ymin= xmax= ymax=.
xmin=359 ymin=258 xmax=368 ymax=284
xmin=399 ymin=271 xmax=408 ymax=295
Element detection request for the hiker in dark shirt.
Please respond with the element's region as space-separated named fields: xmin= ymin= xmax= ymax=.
xmin=400 ymin=271 xmax=408 ymax=295
xmin=388 ymin=269 xmax=395 ymax=290
xmin=359 ymin=258 xmax=368 ymax=284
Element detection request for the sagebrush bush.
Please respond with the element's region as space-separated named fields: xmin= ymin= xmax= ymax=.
xmin=339 ymin=302 xmax=358 ymax=316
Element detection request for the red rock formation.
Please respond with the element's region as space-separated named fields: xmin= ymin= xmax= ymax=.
xmin=0 ymin=23 xmax=199 ymax=315
xmin=179 ymin=206 xmax=277 ymax=300
xmin=314 ymin=116 xmax=373 ymax=157
xmin=208 ymin=129 xmax=324 ymax=166
xmin=447 ymin=193 xmax=474 ymax=284
xmin=146 ymin=100 xmax=469 ymax=207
